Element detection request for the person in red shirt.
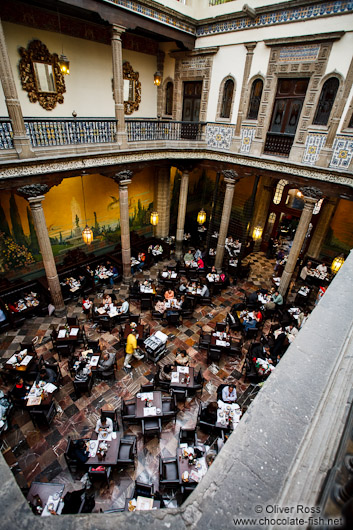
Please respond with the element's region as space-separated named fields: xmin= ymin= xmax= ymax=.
xmin=197 ymin=257 xmax=204 ymax=270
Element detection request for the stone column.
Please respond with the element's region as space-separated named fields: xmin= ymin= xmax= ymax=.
xmin=234 ymin=42 xmax=257 ymax=137
xmin=111 ymin=24 xmax=127 ymax=147
xmin=155 ymin=166 xmax=171 ymax=239
xmin=307 ymin=198 xmax=337 ymax=259
xmin=175 ymin=169 xmax=190 ymax=260
xmin=214 ymin=170 xmax=239 ymax=270
xmin=114 ymin=170 xmax=132 ymax=283
xmin=249 ymin=177 xmax=274 ymax=238
xmin=0 ymin=18 xmax=34 ymax=159
xmin=279 ymin=187 xmax=323 ymax=296
xmin=17 ymin=184 xmax=64 ymax=311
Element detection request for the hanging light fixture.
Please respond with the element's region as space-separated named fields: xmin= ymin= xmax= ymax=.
xmin=154 ymin=71 xmax=162 ymax=86
xmin=197 ymin=208 xmax=206 ymax=225
xmin=331 ymin=254 xmax=345 ymax=274
xmin=253 ymin=226 xmax=263 ymax=241
xmin=81 ymin=175 xmax=93 ymax=245
xmin=57 ymin=9 xmax=70 ymax=75
xmin=150 ymin=211 xmax=159 ymax=226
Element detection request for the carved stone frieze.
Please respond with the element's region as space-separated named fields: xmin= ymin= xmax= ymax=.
xmin=222 ymin=169 xmax=239 ymax=182
xmin=17 ymin=183 xmax=49 ymax=198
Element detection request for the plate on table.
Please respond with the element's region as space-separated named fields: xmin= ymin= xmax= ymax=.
xmin=101 ymin=431 xmax=107 ymax=439
xmin=156 ymin=408 xmax=162 ymax=415
xmin=47 ymin=502 xmax=55 ymax=511
xmin=52 ymin=492 xmax=60 ymax=500
xmin=226 ymin=405 xmax=231 ymax=411
xmin=219 ymin=412 xmax=224 ymax=418
xmin=89 ymin=441 xmax=96 ymax=449
xmin=136 ymin=393 xmax=141 ymax=398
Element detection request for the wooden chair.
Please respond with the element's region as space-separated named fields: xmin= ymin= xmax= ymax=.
xmin=159 ymin=457 xmax=180 ymax=490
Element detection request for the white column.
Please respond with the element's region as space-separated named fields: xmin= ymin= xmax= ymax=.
xmin=114 ymin=170 xmax=132 ymax=283
xmin=214 ymin=170 xmax=238 ymax=270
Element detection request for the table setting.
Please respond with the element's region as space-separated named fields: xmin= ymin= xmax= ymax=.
xmin=217 ymin=400 xmax=241 ymax=429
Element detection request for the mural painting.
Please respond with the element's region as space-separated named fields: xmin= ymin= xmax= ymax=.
xmin=0 ymin=171 xmax=154 ymax=278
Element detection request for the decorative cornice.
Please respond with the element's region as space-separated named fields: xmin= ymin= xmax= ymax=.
xmin=1 ymin=149 xmax=352 ymax=190
xmin=17 ymin=183 xmax=49 ymax=198
xmin=197 ymin=1 xmax=353 ymax=37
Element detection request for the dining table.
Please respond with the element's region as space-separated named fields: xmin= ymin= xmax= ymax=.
xmin=26 ymin=380 xmax=55 ymax=407
xmin=56 ymin=325 xmax=80 ymax=343
xmin=4 ymin=349 xmax=35 ymax=373
xmin=177 ymin=447 xmax=208 ymax=486
xmin=215 ymin=400 xmax=241 ymax=431
xmin=170 ymin=366 xmax=194 ymax=389
xmin=124 ymin=496 xmax=160 ymax=511
xmin=86 ymin=432 xmax=121 ymax=467
xmin=27 ymin=481 xmax=65 ymax=517
xmin=135 ymin=391 xmax=163 ymax=419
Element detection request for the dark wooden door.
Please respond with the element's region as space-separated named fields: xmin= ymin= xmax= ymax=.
xmin=181 ymin=81 xmax=202 ymax=139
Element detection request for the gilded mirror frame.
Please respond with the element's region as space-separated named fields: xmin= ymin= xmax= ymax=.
xmin=123 ymin=61 xmax=141 ymax=115
xmin=19 ymin=40 xmax=66 ymax=110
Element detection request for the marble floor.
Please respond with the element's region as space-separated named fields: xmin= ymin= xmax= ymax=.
xmin=0 ymin=252 xmax=297 ymax=512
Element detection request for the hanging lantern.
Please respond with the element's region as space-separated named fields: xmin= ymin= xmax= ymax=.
xmin=197 ymin=209 xmax=206 ymax=225
xmin=153 ymin=71 xmax=162 ymax=86
xmin=331 ymin=254 xmax=345 ymax=274
xmin=253 ymin=226 xmax=263 ymax=241
xmin=82 ymin=225 xmax=93 ymax=245
xmin=150 ymin=211 xmax=159 ymax=226
xmin=58 ymin=54 xmax=70 ymax=75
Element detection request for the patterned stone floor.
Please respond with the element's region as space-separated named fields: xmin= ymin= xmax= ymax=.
xmin=0 ymin=252 xmax=285 ymax=512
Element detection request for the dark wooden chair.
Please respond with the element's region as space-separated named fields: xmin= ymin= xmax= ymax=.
xmin=159 ymin=457 xmax=180 ymax=490
xmin=178 ymin=428 xmax=197 ymax=447
xmin=88 ymin=465 xmax=111 ymax=486
xmin=121 ymin=399 xmax=137 ymax=428
xmin=116 ymin=436 xmax=137 ymax=469
xmin=29 ymin=402 xmax=57 ymax=428
xmin=161 ymin=393 xmax=177 ymax=423
xmin=142 ymin=417 xmax=162 ymax=441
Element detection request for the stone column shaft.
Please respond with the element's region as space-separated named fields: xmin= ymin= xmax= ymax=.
xmin=235 ymin=43 xmax=257 ymax=137
xmin=175 ymin=170 xmax=189 ymax=260
xmin=307 ymin=199 xmax=337 ymax=259
xmin=111 ymin=24 xmax=127 ymax=145
xmin=28 ymin=196 xmax=64 ymax=310
xmin=155 ymin=166 xmax=170 ymax=239
xmin=279 ymin=194 xmax=319 ymax=296
xmin=118 ymin=178 xmax=132 ymax=282
xmin=214 ymin=176 xmax=236 ymax=270
xmin=0 ymin=18 xmax=33 ymax=159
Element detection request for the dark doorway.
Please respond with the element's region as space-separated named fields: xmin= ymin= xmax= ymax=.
xmin=181 ymin=81 xmax=202 ymax=139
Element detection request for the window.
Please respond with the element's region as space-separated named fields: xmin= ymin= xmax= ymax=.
xmin=273 ymin=179 xmax=288 ymax=205
xmin=247 ymin=79 xmax=263 ymax=120
xmin=313 ymin=77 xmax=339 ymax=126
xmin=220 ymin=79 xmax=234 ymax=119
xmin=165 ymin=81 xmax=173 ymax=116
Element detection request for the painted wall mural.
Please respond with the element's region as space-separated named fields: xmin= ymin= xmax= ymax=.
xmin=0 ymin=171 xmax=154 ymax=277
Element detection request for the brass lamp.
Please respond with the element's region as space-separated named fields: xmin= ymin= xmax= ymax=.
xmin=150 ymin=211 xmax=159 ymax=226
xmin=197 ymin=209 xmax=206 ymax=225
xmin=81 ymin=175 xmax=93 ymax=245
xmin=331 ymin=254 xmax=345 ymax=274
xmin=253 ymin=226 xmax=263 ymax=240
xmin=59 ymin=54 xmax=70 ymax=75
xmin=154 ymin=71 xmax=162 ymax=86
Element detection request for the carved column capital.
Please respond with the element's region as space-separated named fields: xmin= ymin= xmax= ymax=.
xmin=222 ymin=169 xmax=240 ymax=186
xmin=111 ymin=24 xmax=126 ymax=39
xmin=113 ymin=170 xmax=133 ymax=186
xmin=17 ymin=183 xmax=49 ymax=199
xmin=300 ymin=186 xmax=323 ymax=202
xmin=245 ymin=42 xmax=257 ymax=54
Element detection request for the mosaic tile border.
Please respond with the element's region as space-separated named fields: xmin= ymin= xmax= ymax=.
xmin=197 ymin=1 xmax=353 ymax=37
xmin=206 ymin=123 xmax=234 ymax=150
xmin=240 ymin=126 xmax=256 ymax=154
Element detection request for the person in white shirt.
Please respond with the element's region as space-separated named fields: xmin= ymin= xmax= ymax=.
xmin=200 ymin=283 xmax=210 ymax=298
xmin=194 ymin=248 xmax=202 ymax=261
xmin=233 ymin=239 xmax=242 ymax=255
xmin=118 ymin=299 xmax=129 ymax=314
xmin=95 ymin=415 xmax=113 ymax=434
xmin=221 ymin=385 xmax=237 ymax=403
xmin=285 ymin=324 xmax=299 ymax=343
xmin=316 ymin=262 xmax=327 ymax=275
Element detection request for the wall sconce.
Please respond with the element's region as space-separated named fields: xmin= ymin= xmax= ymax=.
xmin=150 ymin=211 xmax=159 ymax=226
xmin=253 ymin=226 xmax=263 ymax=241
xmin=197 ymin=209 xmax=206 ymax=225
xmin=331 ymin=254 xmax=345 ymax=274
xmin=154 ymin=71 xmax=162 ymax=86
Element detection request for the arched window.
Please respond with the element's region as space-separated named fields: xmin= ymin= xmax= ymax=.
xmin=220 ymin=79 xmax=234 ymax=118
xmin=165 ymin=81 xmax=173 ymax=116
xmin=313 ymin=77 xmax=339 ymax=126
xmin=247 ymin=79 xmax=263 ymax=120
xmin=273 ymin=179 xmax=288 ymax=205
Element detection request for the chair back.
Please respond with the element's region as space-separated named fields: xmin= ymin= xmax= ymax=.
xmin=101 ymin=408 xmax=119 ymax=430
xmin=134 ymin=481 xmax=154 ymax=498
xmin=140 ymin=383 xmax=154 ymax=392
xmin=67 ymin=316 xmax=78 ymax=326
xmin=216 ymin=322 xmax=226 ymax=332
xmin=129 ymin=314 xmax=140 ymax=324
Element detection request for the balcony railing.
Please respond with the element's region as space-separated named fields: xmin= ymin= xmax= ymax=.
xmin=264 ymin=132 xmax=294 ymax=157
xmin=126 ymin=120 xmax=204 ymax=142
xmin=23 ymin=118 xmax=117 ymax=148
xmin=0 ymin=119 xmax=14 ymax=149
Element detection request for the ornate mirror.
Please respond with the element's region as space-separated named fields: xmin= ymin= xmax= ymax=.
xmin=19 ymin=40 xmax=66 ymax=110
xmin=123 ymin=61 xmax=141 ymax=115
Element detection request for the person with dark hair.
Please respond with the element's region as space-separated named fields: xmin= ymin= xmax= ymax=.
xmin=203 ymin=402 xmax=218 ymax=424
xmin=36 ymin=365 xmax=57 ymax=384
xmin=95 ymin=414 xmax=113 ymax=434
xmin=12 ymin=377 xmax=29 ymax=401
xmin=72 ymin=439 xmax=89 ymax=463
xmin=175 ymin=349 xmax=189 ymax=366
xmin=160 ymin=364 xmax=173 ymax=381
